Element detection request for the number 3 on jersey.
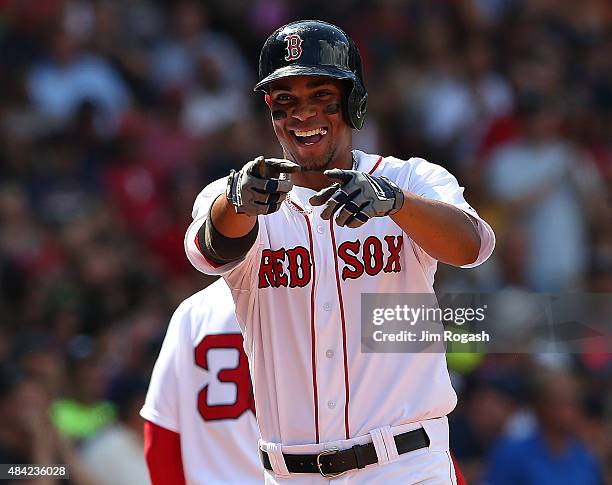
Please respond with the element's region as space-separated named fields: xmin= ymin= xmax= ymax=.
xmin=194 ymin=333 xmax=255 ymax=421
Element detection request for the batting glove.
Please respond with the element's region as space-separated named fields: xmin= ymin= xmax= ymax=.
xmin=309 ymin=169 xmax=404 ymax=228
xmin=226 ymin=156 xmax=301 ymax=216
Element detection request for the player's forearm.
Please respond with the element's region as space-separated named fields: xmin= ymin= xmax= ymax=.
xmin=193 ymin=195 xmax=259 ymax=265
xmin=210 ymin=193 xmax=257 ymax=238
xmin=391 ymin=191 xmax=480 ymax=266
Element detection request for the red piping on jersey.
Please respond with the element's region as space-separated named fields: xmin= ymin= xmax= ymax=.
xmin=194 ymin=234 xmax=221 ymax=268
xmin=320 ymin=155 xmax=381 ymax=440
xmin=368 ymin=156 xmax=383 ymax=175
xmin=329 ymin=218 xmax=351 ymax=439
xmin=290 ymin=199 xmax=320 ymax=444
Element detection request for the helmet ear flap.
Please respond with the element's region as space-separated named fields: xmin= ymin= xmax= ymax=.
xmin=345 ymin=35 xmax=367 ymax=129
xmin=346 ymin=85 xmax=368 ymax=130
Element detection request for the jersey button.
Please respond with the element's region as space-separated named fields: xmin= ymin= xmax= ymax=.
xmin=327 ymin=400 xmax=336 ymax=409
xmin=323 ymin=302 xmax=331 ymax=311
xmin=325 ymin=349 xmax=334 ymax=358
xmin=316 ymin=225 xmax=324 ymax=234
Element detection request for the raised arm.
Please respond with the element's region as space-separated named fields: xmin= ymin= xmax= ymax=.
xmin=310 ymin=164 xmax=487 ymax=268
xmin=389 ymin=192 xmax=480 ymax=266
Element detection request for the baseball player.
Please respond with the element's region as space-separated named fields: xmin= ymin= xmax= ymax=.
xmin=185 ymin=20 xmax=494 ymax=483
xmin=141 ymin=279 xmax=261 ymax=484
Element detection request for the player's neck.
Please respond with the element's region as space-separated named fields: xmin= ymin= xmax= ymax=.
xmin=290 ymin=150 xmax=353 ymax=191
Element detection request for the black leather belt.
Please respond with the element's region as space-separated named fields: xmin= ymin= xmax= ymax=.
xmin=260 ymin=427 xmax=430 ymax=478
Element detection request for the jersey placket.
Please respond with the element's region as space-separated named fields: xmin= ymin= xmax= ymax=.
xmin=307 ymin=207 xmax=350 ymax=443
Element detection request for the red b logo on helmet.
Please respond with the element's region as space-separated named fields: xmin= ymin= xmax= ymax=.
xmin=284 ymin=34 xmax=303 ymax=61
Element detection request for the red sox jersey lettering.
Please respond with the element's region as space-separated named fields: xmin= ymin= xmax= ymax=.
xmin=258 ymin=246 xmax=311 ymax=288
xmin=258 ymin=235 xmax=403 ymax=288
xmin=339 ymin=235 xmax=403 ymax=280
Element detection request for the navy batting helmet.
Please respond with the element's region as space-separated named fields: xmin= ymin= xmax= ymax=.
xmin=254 ymin=20 xmax=368 ymax=130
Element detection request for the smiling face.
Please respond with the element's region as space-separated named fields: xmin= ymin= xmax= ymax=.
xmin=266 ymin=75 xmax=353 ymax=173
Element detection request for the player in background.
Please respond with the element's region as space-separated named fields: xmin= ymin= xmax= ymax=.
xmin=140 ymin=278 xmax=261 ymax=485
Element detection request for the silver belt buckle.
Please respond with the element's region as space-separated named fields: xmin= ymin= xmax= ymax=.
xmin=316 ymin=447 xmax=347 ymax=478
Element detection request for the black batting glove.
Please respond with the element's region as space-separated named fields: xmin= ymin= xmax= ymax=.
xmin=226 ymin=156 xmax=301 ymax=216
xmin=309 ymin=169 xmax=404 ymax=228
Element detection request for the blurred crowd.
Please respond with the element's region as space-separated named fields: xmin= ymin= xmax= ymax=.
xmin=0 ymin=0 xmax=610 ymax=484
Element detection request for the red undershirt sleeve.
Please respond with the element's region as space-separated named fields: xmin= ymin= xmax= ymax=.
xmin=143 ymin=420 xmax=186 ymax=485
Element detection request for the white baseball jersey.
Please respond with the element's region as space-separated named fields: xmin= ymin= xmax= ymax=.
xmin=185 ymin=150 xmax=495 ymax=450
xmin=140 ymin=280 xmax=262 ymax=485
